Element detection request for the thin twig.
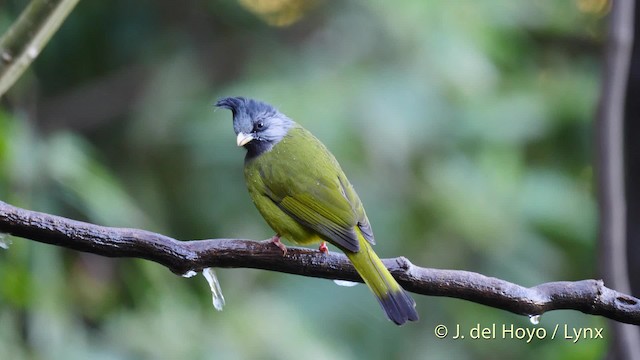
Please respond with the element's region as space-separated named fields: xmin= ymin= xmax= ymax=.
xmin=0 ymin=0 xmax=80 ymax=97
xmin=0 ymin=200 xmax=638 ymax=325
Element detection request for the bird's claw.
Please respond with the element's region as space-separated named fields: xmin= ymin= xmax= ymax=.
xmin=319 ymin=241 xmax=328 ymax=254
xmin=268 ymin=234 xmax=287 ymax=256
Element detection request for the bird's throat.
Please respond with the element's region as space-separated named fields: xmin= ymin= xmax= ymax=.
xmin=244 ymin=139 xmax=274 ymax=161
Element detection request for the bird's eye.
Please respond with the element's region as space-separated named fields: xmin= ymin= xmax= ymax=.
xmin=256 ymin=121 xmax=265 ymax=130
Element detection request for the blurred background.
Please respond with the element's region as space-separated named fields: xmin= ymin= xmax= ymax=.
xmin=0 ymin=0 xmax=608 ymax=359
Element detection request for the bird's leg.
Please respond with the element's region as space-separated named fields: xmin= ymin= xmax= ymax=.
xmin=266 ymin=234 xmax=287 ymax=256
xmin=318 ymin=241 xmax=328 ymax=254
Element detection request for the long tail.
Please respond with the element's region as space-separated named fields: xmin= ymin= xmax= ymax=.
xmin=345 ymin=234 xmax=419 ymax=325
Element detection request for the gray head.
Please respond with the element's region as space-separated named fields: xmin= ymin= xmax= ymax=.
xmin=215 ymin=97 xmax=295 ymax=157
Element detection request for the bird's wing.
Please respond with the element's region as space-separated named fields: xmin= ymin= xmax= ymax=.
xmin=336 ymin=173 xmax=375 ymax=245
xmin=259 ymin=165 xmax=373 ymax=253
xmin=278 ymin=192 xmax=360 ymax=252
xmin=259 ymin=170 xmax=354 ymax=252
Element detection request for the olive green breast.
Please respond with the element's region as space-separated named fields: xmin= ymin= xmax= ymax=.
xmin=244 ymin=126 xmax=332 ymax=244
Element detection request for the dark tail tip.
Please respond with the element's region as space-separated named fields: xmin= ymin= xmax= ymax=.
xmin=378 ymin=289 xmax=419 ymax=325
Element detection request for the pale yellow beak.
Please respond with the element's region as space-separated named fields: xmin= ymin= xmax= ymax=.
xmin=236 ymin=132 xmax=254 ymax=146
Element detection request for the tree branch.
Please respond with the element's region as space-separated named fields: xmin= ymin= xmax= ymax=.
xmin=0 ymin=200 xmax=638 ymax=325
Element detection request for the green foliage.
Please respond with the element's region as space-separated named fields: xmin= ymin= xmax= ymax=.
xmin=0 ymin=1 xmax=607 ymax=359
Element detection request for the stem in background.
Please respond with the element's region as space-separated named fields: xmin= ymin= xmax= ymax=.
xmin=0 ymin=0 xmax=80 ymax=97
xmin=596 ymin=0 xmax=640 ymax=357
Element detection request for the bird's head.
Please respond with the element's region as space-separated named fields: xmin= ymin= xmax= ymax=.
xmin=215 ymin=97 xmax=294 ymax=156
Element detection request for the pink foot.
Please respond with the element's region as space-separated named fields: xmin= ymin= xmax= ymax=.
xmin=319 ymin=241 xmax=328 ymax=254
xmin=269 ymin=234 xmax=287 ymax=256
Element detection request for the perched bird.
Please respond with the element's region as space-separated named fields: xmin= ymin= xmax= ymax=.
xmin=215 ymin=96 xmax=418 ymax=325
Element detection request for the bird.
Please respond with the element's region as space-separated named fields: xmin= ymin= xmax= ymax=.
xmin=215 ymin=96 xmax=419 ymax=325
